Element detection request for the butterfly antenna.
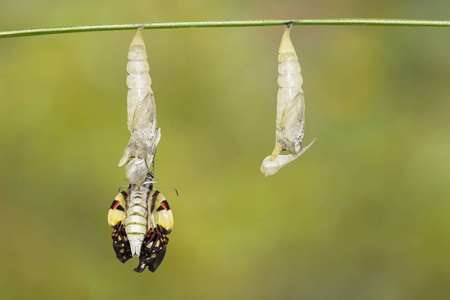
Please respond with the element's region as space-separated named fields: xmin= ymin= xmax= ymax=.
xmin=117 ymin=185 xmax=129 ymax=193
xmin=155 ymin=187 xmax=179 ymax=197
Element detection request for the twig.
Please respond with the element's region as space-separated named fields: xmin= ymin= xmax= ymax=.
xmin=1 ymin=19 xmax=449 ymax=39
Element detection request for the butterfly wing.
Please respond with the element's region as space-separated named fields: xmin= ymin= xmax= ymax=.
xmin=112 ymin=222 xmax=133 ymax=263
xmin=134 ymin=230 xmax=169 ymax=273
xmin=133 ymin=189 xmax=172 ymax=273
xmin=108 ymin=189 xmax=133 ymax=263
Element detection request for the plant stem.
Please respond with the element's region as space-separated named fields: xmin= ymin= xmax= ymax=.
xmin=1 ymin=19 xmax=449 ymax=39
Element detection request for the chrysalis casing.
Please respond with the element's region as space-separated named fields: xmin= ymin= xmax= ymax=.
xmin=119 ymin=28 xmax=161 ymax=185
xmin=260 ymin=26 xmax=315 ymax=176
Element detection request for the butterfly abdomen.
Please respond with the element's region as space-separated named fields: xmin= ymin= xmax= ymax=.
xmin=125 ymin=183 xmax=152 ymax=257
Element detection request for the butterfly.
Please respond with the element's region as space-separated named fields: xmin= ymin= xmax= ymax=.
xmin=108 ymin=172 xmax=173 ymax=272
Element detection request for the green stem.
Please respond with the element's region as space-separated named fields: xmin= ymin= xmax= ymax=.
xmin=1 ymin=19 xmax=449 ymax=39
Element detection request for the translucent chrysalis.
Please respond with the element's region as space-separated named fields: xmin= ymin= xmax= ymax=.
xmin=119 ymin=28 xmax=161 ymax=185
xmin=260 ymin=26 xmax=315 ymax=176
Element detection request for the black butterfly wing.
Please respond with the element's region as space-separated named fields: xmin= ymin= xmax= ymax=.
xmin=133 ymin=230 xmax=169 ymax=273
xmin=147 ymin=246 xmax=166 ymax=272
xmin=111 ymin=222 xmax=132 ymax=263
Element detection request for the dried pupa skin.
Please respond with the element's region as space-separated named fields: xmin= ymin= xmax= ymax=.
xmin=260 ymin=138 xmax=315 ymax=176
xmin=260 ymin=26 xmax=315 ymax=176
xmin=126 ymin=27 xmax=151 ymax=132
xmin=119 ymin=28 xmax=161 ymax=173
xmin=125 ymin=157 xmax=148 ymax=186
xmin=273 ymin=26 xmax=306 ymax=157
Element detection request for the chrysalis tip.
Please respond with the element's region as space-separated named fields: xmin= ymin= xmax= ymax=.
xmin=278 ymin=27 xmax=297 ymax=60
xmin=260 ymin=138 xmax=316 ymax=176
xmin=129 ymin=27 xmax=146 ymax=50
xmin=118 ymin=151 xmax=130 ymax=167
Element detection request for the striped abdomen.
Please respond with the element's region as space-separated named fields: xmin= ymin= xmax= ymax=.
xmin=124 ymin=183 xmax=151 ymax=257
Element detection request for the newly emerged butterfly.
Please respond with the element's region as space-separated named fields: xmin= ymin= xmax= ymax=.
xmin=108 ymin=172 xmax=173 ymax=273
xmin=261 ymin=25 xmax=315 ymax=176
xmin=119 ymin=28 xmax=161 ymax=186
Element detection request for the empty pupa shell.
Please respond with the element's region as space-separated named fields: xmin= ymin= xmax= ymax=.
xmin=260 ymin=26 xmax=315 ymax=176
xmin=125 ymin=157 xmax=148 ymax=185
xmin=119 ymin=28 xmax=161 ymax=173
xmin=260 ymin=138 xmax=315 ymax=176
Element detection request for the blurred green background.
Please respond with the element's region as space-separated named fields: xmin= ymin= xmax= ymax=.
xmin=1 ymin=1 xmax=450 ymax=299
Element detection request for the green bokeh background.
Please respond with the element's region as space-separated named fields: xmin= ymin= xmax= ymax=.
xmin=1 ymin=1 xmax=449 ymax=299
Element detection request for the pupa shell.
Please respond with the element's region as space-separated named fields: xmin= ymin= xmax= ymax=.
xmin=261 ymin=26 xmax=315 ymax=176
xmin=119 ymin=28 xmax=161 ymax=176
